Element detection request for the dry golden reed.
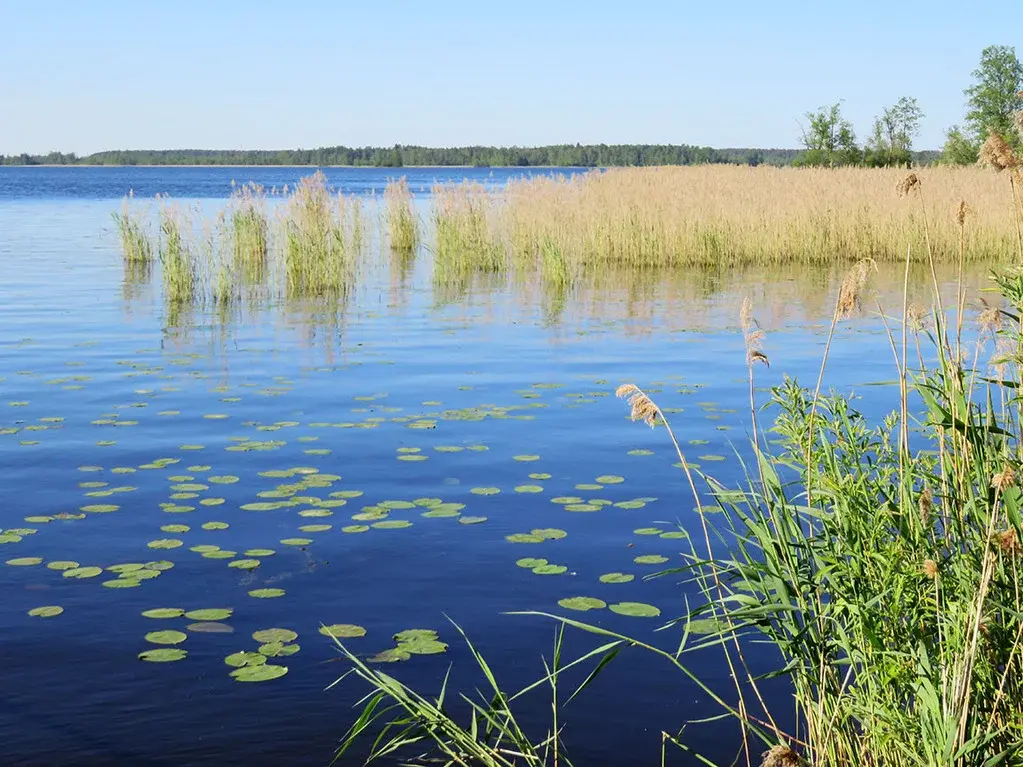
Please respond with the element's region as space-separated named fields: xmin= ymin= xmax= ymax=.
xmin=436 ymin=166 xmax=1021 ymax=269
xmin=615 ymin=383 xmax=659 ymax=427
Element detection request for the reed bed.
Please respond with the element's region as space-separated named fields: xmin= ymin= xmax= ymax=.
xmin=112 ymin=196 xmax=153 ymax=264
xmin=431 ymin=165 xmax=1022 ymax=270
xmin=384 ymin=177 xmax=420 ymax=254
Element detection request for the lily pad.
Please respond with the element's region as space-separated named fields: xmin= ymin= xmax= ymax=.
xmin=28 ymin=605 xmax=63 ymax=617
xmin=185 ymin=608 xmax=233 ymax=621
xmin=160 ymin=524 xmax=190 ymax=533
xmin=252 ymin=628 xmax=297 ymax=644
xmin=139 ymin=648 xmax=187 ymax=662
xmin=368 ymin=648 xmax=411 ymax=663
xmin=62 ymin=566 xmax=103 ymax=579
xmin=248 ymin=588 xmax=286 ymax=598
xmin=512 ymin=455 xmax=540 ymax=462
xmin=532 ymin=564 xmax=568 ymax=575
xmin=599 ymin=572 xmax=635 ymax=584
xmin=506 ymin=533 xmax=543 ymax=544
xmin=225 ymin=651 xmax=267 ymax=668
xmin=228 ymin=559 xmax=262 ymax=570
xmin=187 ymin=622 xmax=234 ymax=633
xmin=142 ymin=608 xmax=185 ymax=619
xmin=514 ymin=485 xmax=544 ymax=493
xmin=145 ymin=630 xmax=188 ymax=645
xmin=634 ymin=555 xmax=669 ymax=565
xmin=201 ymin=521 xmax=229 ymax=530
xmin=341 ymin=525 xmax=369 ymax=533
xmin=595 ymin=475 xmax=625 ymax=484
xmin=244 ymin=549 xmax=275 ymax=557
xmin=516 ymin=557 xmax=548 ymax=568
xmin=371 ymin=521 xmax=412 ymax=530
xmin=609 ymin=602 xmax=661 ymax=618
xmin=230 ymin=664 xmax=288 ymax=682
xmin=319 ymin=624 xmax=367 ymax=638
xmin=258 ymin=642 xmax=301 ymax=657
xmin=280 ymin=538 xmax=313 ymax=546
xmin=470 ymin=487 xmax=500 ymax=496
xmin=7 ymin=557 xmax=43 ymax=566
xmin=557 ymin=597 xmax=606 ymax=611
xmin=147 ymin=539 xmax=183 ymax=550
xmin=458 ymin=516 xmax=487 ymax=525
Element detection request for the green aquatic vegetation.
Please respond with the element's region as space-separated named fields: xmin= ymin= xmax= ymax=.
xmin=516 ymin=557 xmax=547 ymax=568
xmin=252 ymin=628 xmax=297 ymax=644
xmin=228 ymin=559 xmax=261 ymax=570
xmin=528 ymin=472 xmax=552 ymax=480
xmin=103 ymin=579 xmax=141 ymax=588
xmin=595 ymin=475 xmax=625 ymax=484
xmin=506 ymin=533 xmax=543 ymax=544
xmin=230 ymin=664 xmax=288 ymax=682
xmin=187 ymin=622 xmax=234 ymax=633
xmin=201 ymin=521 xmax=229 ymax=530
xmin=80 ymin=504 xmax=119 ymax=513
xmin=147 ymin=539 xmax=183 ymax=550
xmin=608 ymin=602 xmax=661 ymax=618
xmin=470 ymin=487 xmax=500 ymax=496
xmin=47 ymin=561 xmax=79 ymax=571
xmin=342 ymin=525 xmax=369 ymax=533
xmin=613 ymin=500 xmax=647 ymax=509
xmin=532 ymin=564 xmax=568 ymax=575
xmin=320 ymin=624 xmax=367 ymax=638
xmin=6 ymin=557 xmax=42 ymax=566
xmin=557 ymin=597 xmax=606 ymax=611
xmin=633 ymin=527 xmax=663 ymax=535
xmin=244 ymin=549 xmax=275 ymax=557
xmin=371 ymin=520 xmax=412 ymax=530
xmin=184 ymin=608 xmax=233 ymax=621
xmin=202 ymin=550 xmax=236 ymax=559
xmin=28 ymin=606 xmax=63 ymax=618
xmin=514 ymin=485 xmax=544 ymax=493
xmin=280 ymin=537 xmax=313 ymax=545
xmin=62 ymin=566 xmax=103 ymax=579
xmin=574 ymin=483 xmax=603 ymax=491
xmin=142 ymin=608 xmax=185 ymax=619
xmin=458 ymin=516 xmax=487 ymax=525
xmin=248 ymin=588 xmax=285 ymax=598
xmin=627 ymin=449 xmax=654 ymax=456
xmin=145 ymin=630 xmax=188 ymax=645
xmin=563 ymin=503 xmax=600 ymax=512
xmin=160 ymin=524 xmax=190 ymax=533
xmin=139 ymin=649 xmax=187 ymax=662
xmin=633 ymin=554 xmax=668 ymax=565
xmin=225 ymin=651 xmax=266 ymax=668
xmin=259 ymin=641 xmax=300 ymax=657
xmin=512 ymin=454 xmax=540 ymax=462
xmin=599 ymin=572 xmax=635 ymax=584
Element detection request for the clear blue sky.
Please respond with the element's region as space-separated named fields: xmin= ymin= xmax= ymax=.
xmin=1 ymin=0 xmax=1018 ymax=154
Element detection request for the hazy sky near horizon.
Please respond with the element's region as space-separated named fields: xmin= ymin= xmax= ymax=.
xmin=1 ymin=1 xmax=1019 ymax=155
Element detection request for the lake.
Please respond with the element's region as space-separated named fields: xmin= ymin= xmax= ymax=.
xmin=0 ymin=166 xmax=976 ymax=766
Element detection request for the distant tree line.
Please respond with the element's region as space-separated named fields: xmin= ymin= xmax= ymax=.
xmin=0 ymin=144 xmax=808 ymax=168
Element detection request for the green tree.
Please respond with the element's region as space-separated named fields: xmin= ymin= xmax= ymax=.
xmin=943 ymin=45 xmax=1023 ymax=164
xmin=796 ymin=102 xmax=861 ymax=167
xmin=865 ymin=96 xmax=923 ymax=166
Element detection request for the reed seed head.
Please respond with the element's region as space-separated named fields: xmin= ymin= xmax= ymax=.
xmin=922 ymin=559 xmax=939 ymax=580
xmin=955 ymin=200 xmax=971 ymax=227
xmin=991 ymin=465 xmax=1017 ymax=493
xmin=740 ymin=296 xmax=770 ymax=367
xmin=998 ymin=528 xmax=1022 ymax=556
xmin=896 ymin=173 xmax=921 ymax=197
xmin=761 ymin=745 xmax=802 ymax=767
xmin=978 ymin=298 xmax=1002 ymax=335
xmin=836 ymin=258 xmax=875 ymax=320
xmin=616 ymin=384 xmax=660 ymax=427
xmin=919 ymin=486 xmax=933 ymax=524
xmin=978 ymin=133 xmax=1018 ymax=171
xmin=906 ymin=303 xmax=929 ymax=332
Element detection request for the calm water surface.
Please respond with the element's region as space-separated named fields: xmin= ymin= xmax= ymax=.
xmin=0 ymin=167 xmax=961 ymax=766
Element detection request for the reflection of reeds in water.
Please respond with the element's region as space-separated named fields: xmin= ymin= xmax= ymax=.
xmin=120 ymin=258 xmax=153 ymax=302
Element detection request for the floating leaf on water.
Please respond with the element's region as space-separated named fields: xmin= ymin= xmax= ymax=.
xmin=368 ymin=648 xmax=411 ymax=663
xmin=528 ymin=473 xmax=552 ymax=480
xmin=532 ymin=564 xmax=568 ymax=575
xmin=184 ymin=608 xmax=233 ymax=621
xmin=595 ymin=475 xmax=625 ymax=484
xmin=319 ymin=624 xmax=367 ymax=638
xmin=145 ymin=630 xmax=188 ymax=645
xmin=634 ymin=554 xmax=669 ymax=565
xmin=142 ymin=608 xmax=185 ymax=619
xmin=698 ymin=454 xmax=726 ymax=462
xmin=371 ymin=521 xmax=412 ymax=530
xmin=633 ymin=528 xmax=663 ymax=536
xmin=145 ymin=560 xmax=175 ymax=571
xmin=259 ymin=641 xmax=300 ymax=657
xmin=470 ymin=487 xmax=500 ymax=496
xmin=147 ymin=539 xmax=183 ymax=550
xmin=299 ymin=509 xmax=334 ymax=518
xmin=28 ymin=605 xmax=63 ymax=617
xmin=24 ymin=516 xmax=53 ymax=523
xmin=330 ymin=490 xmax=363 ymax=499
xmin=103 ymin=578 xmax=141 ymax=588
xmin=252 ymin=628 xmax=298 ymax=644
xmin=201 ymin=522 xmax=229 ymax=530
xmin=80 ymin=504 xmax=119 ymax=513
xmin=660 ymin=531 xmax=688 ymax=540
xmin=401 ymin=639 xmax=448 ymax=655
xmin=62 ymin=566 xmax=103 ymax=579
xmin=599 ymin=572 xmax=635 ymax=584
xmin=7 ymin=557 xmax=42 ymax=566
xmin=609 ymin=602 xmax=661 ymax=618
xmin=558 ymin=597 xmax=606 ymax=612
xmin=230 ymin=664 xmax=288 ymax=682
xmin=224 ymin=651 xmax=267 ymax=668
xmin=341 ymin=525 xmax=369 ymax=534
xmin=506 ymin=533 xmax=543 ymax=544
xmin=532 ymin=528 xmax=567 ymax=540
xmin=514 ymin=485 xmax=544 ymax=494
xmin=188 ymin=622 xmax=234 ymax=633
xmin=421 ymin=508 xmax=460 ymax=518
xmin=551 ymin=497 xmax=582 ymax=505
xmin=241 ymin=502 xmax=285 ymax=512
xmin=248 ymin=588 xmax=285 ymax=598
xmin=139 ymin=648 xmax=187 ymax=662
xmin=47 ymin=560 xmax=80 ymax=571
xmin=564 ymin=504 xmax=600 ymax=512
xmin=512 ymin=455 xmax=540 ymax=462
xmin=627 ymin=449 xmax=654 ymax=456
xmin=244 ymin=549 xmax=275 ymax=557
xmin=614 ymin=500 xmax=647 ymax=510
xmin=516 ymin=557 xmax=548 ymax=569
xmin=575 ymin=483 xmax=603 ymax=491
xmin=160 ymin=524 xmax=190 ymax=533
xmin=228 ymin=559 xmax=261 ymax=570
xmin=208 ymin=475 xmax=240 ymax=484
xmin=458 ymin=516 xmax=487 ymax=525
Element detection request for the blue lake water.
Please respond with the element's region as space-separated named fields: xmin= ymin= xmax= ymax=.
xmin=0 ymin=167 xmax=972 ymax=766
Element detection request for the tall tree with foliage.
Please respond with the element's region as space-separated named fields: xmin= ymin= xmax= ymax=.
xmin=865 ymin=96 xmax=923 ymax=166
xmin=943 ymin=44 xmax=1023 ymax=164
xmin=796 ymin=102 xmax=861 ymax=167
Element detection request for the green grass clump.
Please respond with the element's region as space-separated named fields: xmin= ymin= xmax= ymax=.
xmin=112 ymin=197 xmax=152 ymax=264
xmin=280 ymin=172 xmax=355 ymax=298
xmin=384 ymin=177 xmax=420 ymax=255
xmin=158 ymin=204 xmax=198 ymax=304
xmin=229 ymin=182 xmax=269 ymax=284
